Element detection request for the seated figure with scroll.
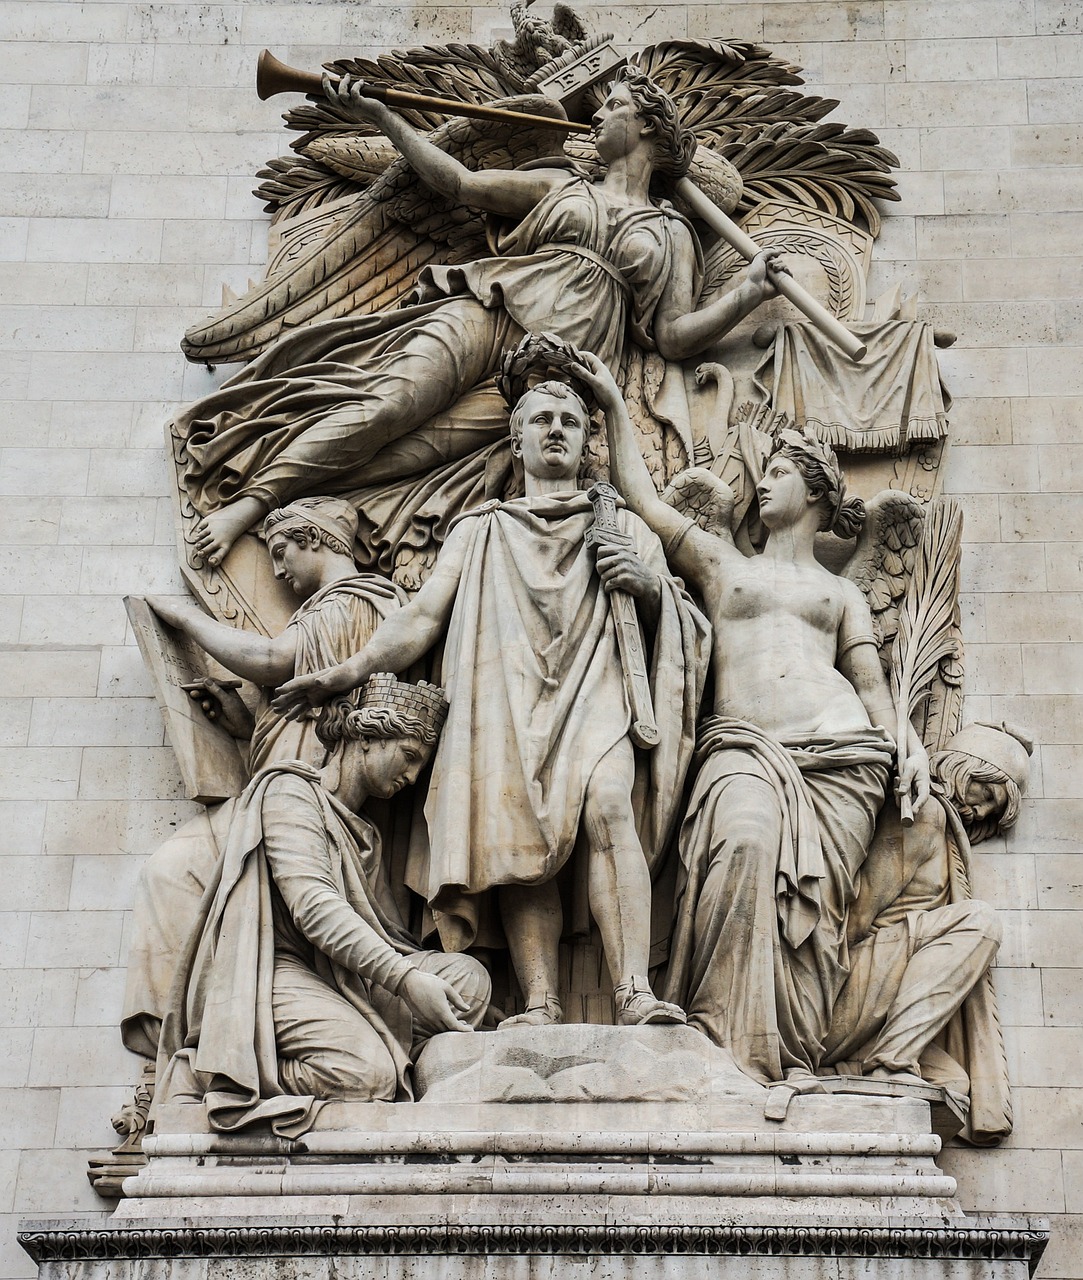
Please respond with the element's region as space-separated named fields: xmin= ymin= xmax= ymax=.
xmin=576 ymin=349 xmax=931 ymax=1085
xmin=273 ymin=341 xmax=710 ymax=1029
xmin=157 ymin=674 xmax=491 ymax=1135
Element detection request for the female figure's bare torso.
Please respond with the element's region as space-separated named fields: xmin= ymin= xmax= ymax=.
xmin=705 ymin=554 xmax=876 ymax=739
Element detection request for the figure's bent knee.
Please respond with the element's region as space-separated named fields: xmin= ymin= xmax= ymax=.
xmin=279 ymin=1042 xmax=398 ymax=1102
xmin=414 ymin=949 xmax=492 ymax=1027
xmin=967 ymin=898 xmax=1002 ymax=944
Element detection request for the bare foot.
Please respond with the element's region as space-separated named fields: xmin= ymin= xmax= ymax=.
xmin=192 ymin=497 xmax=268 ymax=567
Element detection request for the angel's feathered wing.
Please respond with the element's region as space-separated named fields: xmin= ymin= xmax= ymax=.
xmin=890 ymin=498 xmax=966 ymax=754
xmin=633 ymin=39 xmax=898 ymax=233
xmin=840 ymin=490 xmax=927 ymax=670
xmin=660 ymin=467 xmax=737 ymax=542
xmin=181 ymin=99 xmax=573 ymax=365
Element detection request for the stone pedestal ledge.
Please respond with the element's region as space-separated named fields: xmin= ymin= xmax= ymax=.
xmin=413 ymin=1023 xmax=764 ymax=1103
xmin=18 ymin=1214 xmax=1050 ymax=1280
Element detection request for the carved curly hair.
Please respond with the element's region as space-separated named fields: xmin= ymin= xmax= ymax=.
xmin=315 ymin=697 xmax=443 ymax=750
xmin=773 ymin=429 xmax=866 ymax=539
xmin=508 ymin=379 xmax=600 ymax=442
xmin=615 ymin=68 xmax=697 ymax=179
xmin=263 ymin=502 xmax=353 ymax=558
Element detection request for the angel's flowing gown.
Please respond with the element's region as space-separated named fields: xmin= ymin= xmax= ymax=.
xmin=179 ymin=174 xmax=693 ymax=519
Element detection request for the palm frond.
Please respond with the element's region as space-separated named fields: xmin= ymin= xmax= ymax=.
xmin=890 ymin=498 xmax=964 ymax=744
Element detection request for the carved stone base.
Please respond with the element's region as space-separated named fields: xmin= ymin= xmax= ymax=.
xmin=26 ymin=1086 xmax=1048 ymax=1279
xmin=49 ymin=1033 xmax=1047 ymax=1277
xmin=413 ymin=1023 xmax=764 ymax=1104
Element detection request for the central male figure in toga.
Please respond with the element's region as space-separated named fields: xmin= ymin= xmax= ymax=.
xmin=275 ymin=366 xmax=710 ymax=1027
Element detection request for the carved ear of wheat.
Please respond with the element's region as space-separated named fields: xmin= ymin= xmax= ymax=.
xmin=890 ymin=497 xmax=964 ymax=821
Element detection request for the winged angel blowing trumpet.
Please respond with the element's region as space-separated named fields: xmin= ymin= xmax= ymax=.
xmin=172 ymin=10 xmax=898 ymax=585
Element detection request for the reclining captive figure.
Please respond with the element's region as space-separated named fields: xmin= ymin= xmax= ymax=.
xmin=272 ymin=344 xmax=711 ymax=1028
xmin=575 ymin=350 xmax=932 ymax=1084
xmin=822 ymin=721 xmax=1032 ymax=1143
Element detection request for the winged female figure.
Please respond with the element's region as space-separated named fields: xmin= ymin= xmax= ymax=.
xmin=573 ymin=349 xmax=932 ymax=1084
xmin=177 ymin=68 xmax=789 ymax=570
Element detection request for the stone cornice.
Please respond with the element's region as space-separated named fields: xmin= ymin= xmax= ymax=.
xmin=17 ymin=1222 xmax=1050 ymax=1274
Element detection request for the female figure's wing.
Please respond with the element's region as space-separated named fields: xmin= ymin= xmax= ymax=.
xmin=181 ymin=100 xmax=573 ymax=366
xmin=633 ymin=39 xmax=899 ymax=234
xmin=889 ymin=498 xmax=966 ymax=755
xmin=839 ymin=491 xmax=966 ymax=753
xmin=660 ymin=467 xmax=738 ymax=545
xmin=182 ymin=1 xmax=605 ymax=365
xmin=839 ymin=490 xmax=927 ymax=671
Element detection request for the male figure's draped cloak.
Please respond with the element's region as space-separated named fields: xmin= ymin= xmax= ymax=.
xmin=407 ymin=492 xmax=710 ymax=952
xmin=156 ymin=762 xmax=420 ymax=1137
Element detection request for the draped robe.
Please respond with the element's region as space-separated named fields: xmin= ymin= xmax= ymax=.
xmin=663 ymin=716 xmax=893 ymax=1082
xmin=406 ymin=492 xmax=710 ymax=951
xmin=121 ymin=575 xmax=403 ymax=1059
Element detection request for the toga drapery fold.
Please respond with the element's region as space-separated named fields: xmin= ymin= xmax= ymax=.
xmin=407 ymin=493 xmax=710 ymax=952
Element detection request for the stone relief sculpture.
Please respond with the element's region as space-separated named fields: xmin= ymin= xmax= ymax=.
xmin=583 ymin=351 xmax=929 ymax=1083
xmin=272 ymin=342 xmax=709 ymax=1029
xmin=170 ymin=20 xmax=902 ymax=597
xmin=822 ymin=721 xmax=1033 ymax=1144
xmin=120 ymin=497 xmax=404 ymax=1065
xmin=155 ymin=674 xmax=490 ymax=1136
xmin=90 ymin=0 xmax=1032 ymax=1196
xmin=178 ymin=69 xmax=789 ymax=579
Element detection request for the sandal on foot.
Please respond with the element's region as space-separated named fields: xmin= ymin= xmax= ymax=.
xmin=499 ymin=995 xmax=563 ymax=1029
xmin=614 ymin=977 xmax=686 ymax=1026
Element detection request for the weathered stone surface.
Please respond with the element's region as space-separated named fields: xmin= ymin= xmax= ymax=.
xmin=415 ymin=1025 xmax=763 ymax=1104
xmin=2 ymin=3 xmax=1082 ymax=1276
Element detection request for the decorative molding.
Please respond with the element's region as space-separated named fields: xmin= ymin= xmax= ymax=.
xmin=18 ymin=1222 xmax=1049 ymax=1273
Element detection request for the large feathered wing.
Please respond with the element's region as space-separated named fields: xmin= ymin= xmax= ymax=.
xmin=633 ymin=39 xmax=899 ymax=234
xmin=840 ymin=490 xmax=926 ymax=673
xmin=181 ymin=100 xmax=572 ymax=365
xmin=660 ymin=467 xmax=737 ymax=542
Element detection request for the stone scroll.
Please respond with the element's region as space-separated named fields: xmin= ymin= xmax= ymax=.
xmin=124 ymin=595 xmax=248 ymax=804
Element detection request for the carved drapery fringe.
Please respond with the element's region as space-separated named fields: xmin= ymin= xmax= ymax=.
xmin=754 ymin=321 xmax=950 ymax=455
xmin=800 ymin=413 xmax=949 ymax=455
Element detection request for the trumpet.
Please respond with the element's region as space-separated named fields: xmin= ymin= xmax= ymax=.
xmin=255 ymin=50 xmax=591 ymax=134
xmin=253 ymin=50 xmax=867 ymax=362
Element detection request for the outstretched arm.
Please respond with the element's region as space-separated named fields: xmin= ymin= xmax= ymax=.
xmin=572 ymin=353 xmax=726 ymax=589
xmin=270 ymin=519 xmax=473 ymax=719
xmin=146 ymin=595 xmax=296 ymax=686
xmin=328 ymin=76 xmax=563 ymax=218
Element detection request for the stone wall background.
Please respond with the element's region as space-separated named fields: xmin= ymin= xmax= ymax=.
xmin=1 ymin=1 xmax=1080 ymax=1275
